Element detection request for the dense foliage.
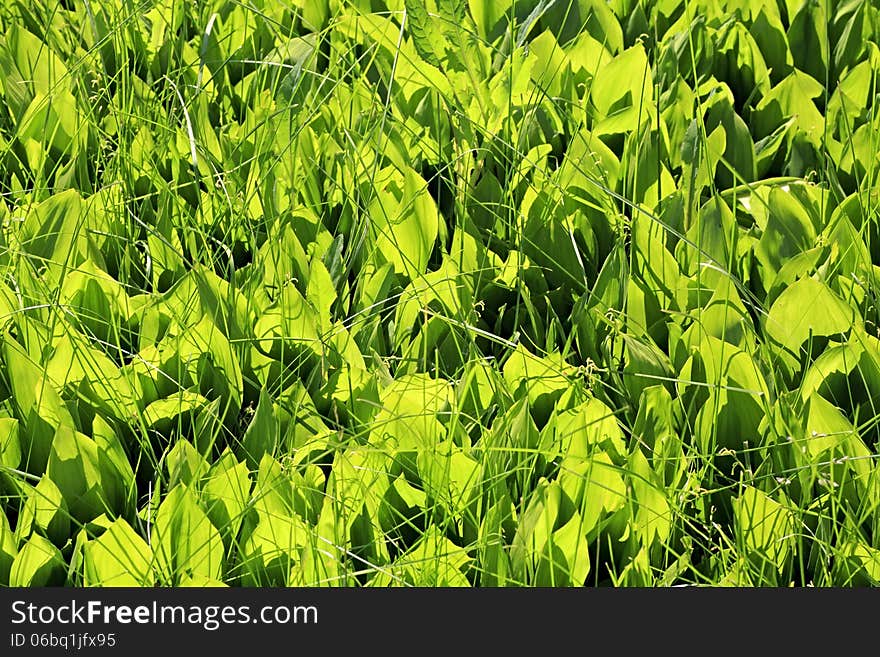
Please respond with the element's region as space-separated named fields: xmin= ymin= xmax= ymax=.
xmin=0 ymin=0 xmax=879 ymax=586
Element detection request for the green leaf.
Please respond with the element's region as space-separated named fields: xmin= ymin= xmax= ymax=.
xmin=16 ymin=190 xmax=93 ymax=275
xmin=683 ymin=336 xmax=770 ymax=450
xmin=17 ymin=476 xmax=70 ymax=547
xmin=502 ymin=345 xmax=573 ymax=425
xmin=239 ymin=463 xmax=311 ymax=585
xmin=714 ymin=21 xmax=771 ymax=102
xmin=765 ymin=277 xmax=857 ymax=353
xmin=372 ymin=525 xmax=471 ymax=586
xmin=733 ymin=486 xmax=795 ymax=578
xmin=202 ymin=450 xmax=252 ymax=544
xmin=752 ymin=71 xmax=824 ymax=147
xmin=787 ymin=0 xmax=829 ymax=84
xmin=405 ymin=0 xmax=443 ymax=67
xmin=174 ymin=316 xmax=244 ymax=421
xmin=92 ymin=416 xmax=135 ymax=515
xmin=704 ymin=95 xmax=756 ymax=187
xmin=240 ymin=389 xmax=279 ymax=470
xmin=558 ymin=451 xmax=627 ymax=537
xmin=477 ymin=497 xmax=514 ymax=586
xmin=369 ymin=166 xmax=440 ymax=280
xmin=755 ymin=188 xmax=817 ymax=283
xmin=628 ymin=449 xmax=672 ymax=550
xmin=9 ymin=534 xmax=66 ymax=586
xmin=510 ymin=480 xmax=588 ymax=585
xmin=166 ymin=438 xmax=208 ymax=488
xmin=545 ymin=397 xmax=627 ymax=462
xmin=526 ymin=30 xmax=573 ymax=100
xmin=750 ymin=7 xmax=793 ymax=82
xmin=801 ymin=393 xmax=873 ymax=492
xmin=540 ymin=0 xmax=623 ymax=50
xmin=58 ymin=259 xmax=129 ymax=346
xmin=834 ymin=540 xmax=880 ymax=586
xmin=468 ymin=0 xmax=513 ymax=40
xmin=0 ymin=509 xmax=16 ymax=584
xmin=417 ymin=442 xmax=481 ymax=519
xmin=153 ymin=484 xmax=224 ymax=585
xmin=0 ymin=417 xmax=20 ymax=471
xmin=589 ymin=44 xmax=653 ymax=135
xmin=47 ymin=426 xmax=114 ymax=523
xmin=3 ymin=333 xmax=76 ymax=474
xmin=82 ymin=519 xmax=154 ymax=587
xmin=0 ymin=24 xmax=70 ymax=120
xmin=253 ymin=282 xmax=322 ymax=364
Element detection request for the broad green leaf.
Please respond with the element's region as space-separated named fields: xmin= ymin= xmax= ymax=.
xmin=799 ymin=394 xmax=873 ymax=507
xmin=417 ymin=443 xmax=480 ymax=518
xmin=173 ymin=316 xmax=243 ymax=420
xmin=503 ymin=345 xmax=573 ymax=425
xmin=378 ymin=472 xmax=427 ymax=539
xmin=477 ymin=398 xmax=544 ymax=489
xmin=589 ymin=44 xmax=653 ymax=135
xmin=371 ymin=525 xmax=470 ymax=586
xmin=714 ymin=21 xmax=771 ymax=103
xmin=755 ymin=188 xmax=817 ymax=283
xmin=369 ymin=166 xmax=440 ymax=280
xmin=752 ymin=71 xmax=824 ymax=147
xmin=477 ymin=497 xmax=514 ymax=586
xmin=253 ymin=282 xmax=321 ymax=362
xmin=0 ymin=417 xmax=20 ymax=470
xmin=153 ymin=484 xmax=224 ymax=584
xmin=468 ymin=0 xmax=513 ymax=40
xmin=526 ymin=30 xmax=573 ymax=99
xmin=324 ymin=448 xmax=392 ymax=568
xmin=799 ymin=339 xmax=865 ymax=403
xmin=629 ymin=449 xmax=672 ymax=549
xmin=765 ymin=277 xmax=857 ymax=353
xmin=750 ymin=7 xmax=793 ymax=81
xmin=202 ymin=450 xmax=252 ymax=543
xmin=334 ymin=12 xmax=452 ymax=110
xmin=704 ymin=94 xmax=756 ymax=187
xmin=9 ymin=534 xmax=65 ymax=586
xmin=510 ymin=480 xmax=588 ymax=586
xmin=3 ymin=333 xmax=76 ymax=473
xmin=240 ymin=389 xmax=279 ymax=470
xmin=82 ymin=519 xmax=154 ymax=587
xmin=47 ymin=426 xmax=114 ymax=523
xmin=405 ymin=0 xmax=443 ymax=67
xmin=733 ymin=486 xmax=795 ymax=577
xmin=142 ymin=390 xmax=212 ymax=436
xmin=393 ymin=260 xmax=469 ymax=360
xmin=59 ymin=259 xmax=129 ymax=346
xmin=545 ymin=398 xmax=627 ymax=462
xmin=16 ymin=190 xmax=93 ymax=275
xmin=677 ymin=269 xmax=753 ymax=352
xmin=558 ymin=451 xmax=627 ymax=537
xmin=0 ymin=24 xmax=70 ymax=120
xmin=787 ymin=0 xmax=829 ymax=84
xmin=540 ymin=0 xmax=623 ymax=51
xmin=0 ymin=510 xmax=15 ymax=584
xmin=92 ymin=416 xmax=135 ymax=515
xmin=622 ymin=333 xmax=676 ymax=406
xmin=17 ymin=476 xmax=70 ymax=547
xmin=535 ymin=510 xmax=591 ymax=586
xmin=240 ymin=467 xmax=311 ymax=585
xmin=834 ymin=540 xmax=880 ymax=586
xmin=457 ymin=357 xmax=501 ymax=423
xmin=166 ymin=438 xmax=208 ymax=488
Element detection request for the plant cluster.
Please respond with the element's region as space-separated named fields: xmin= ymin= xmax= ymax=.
xmin=0 ymin=0 xmax=878 ymax=586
